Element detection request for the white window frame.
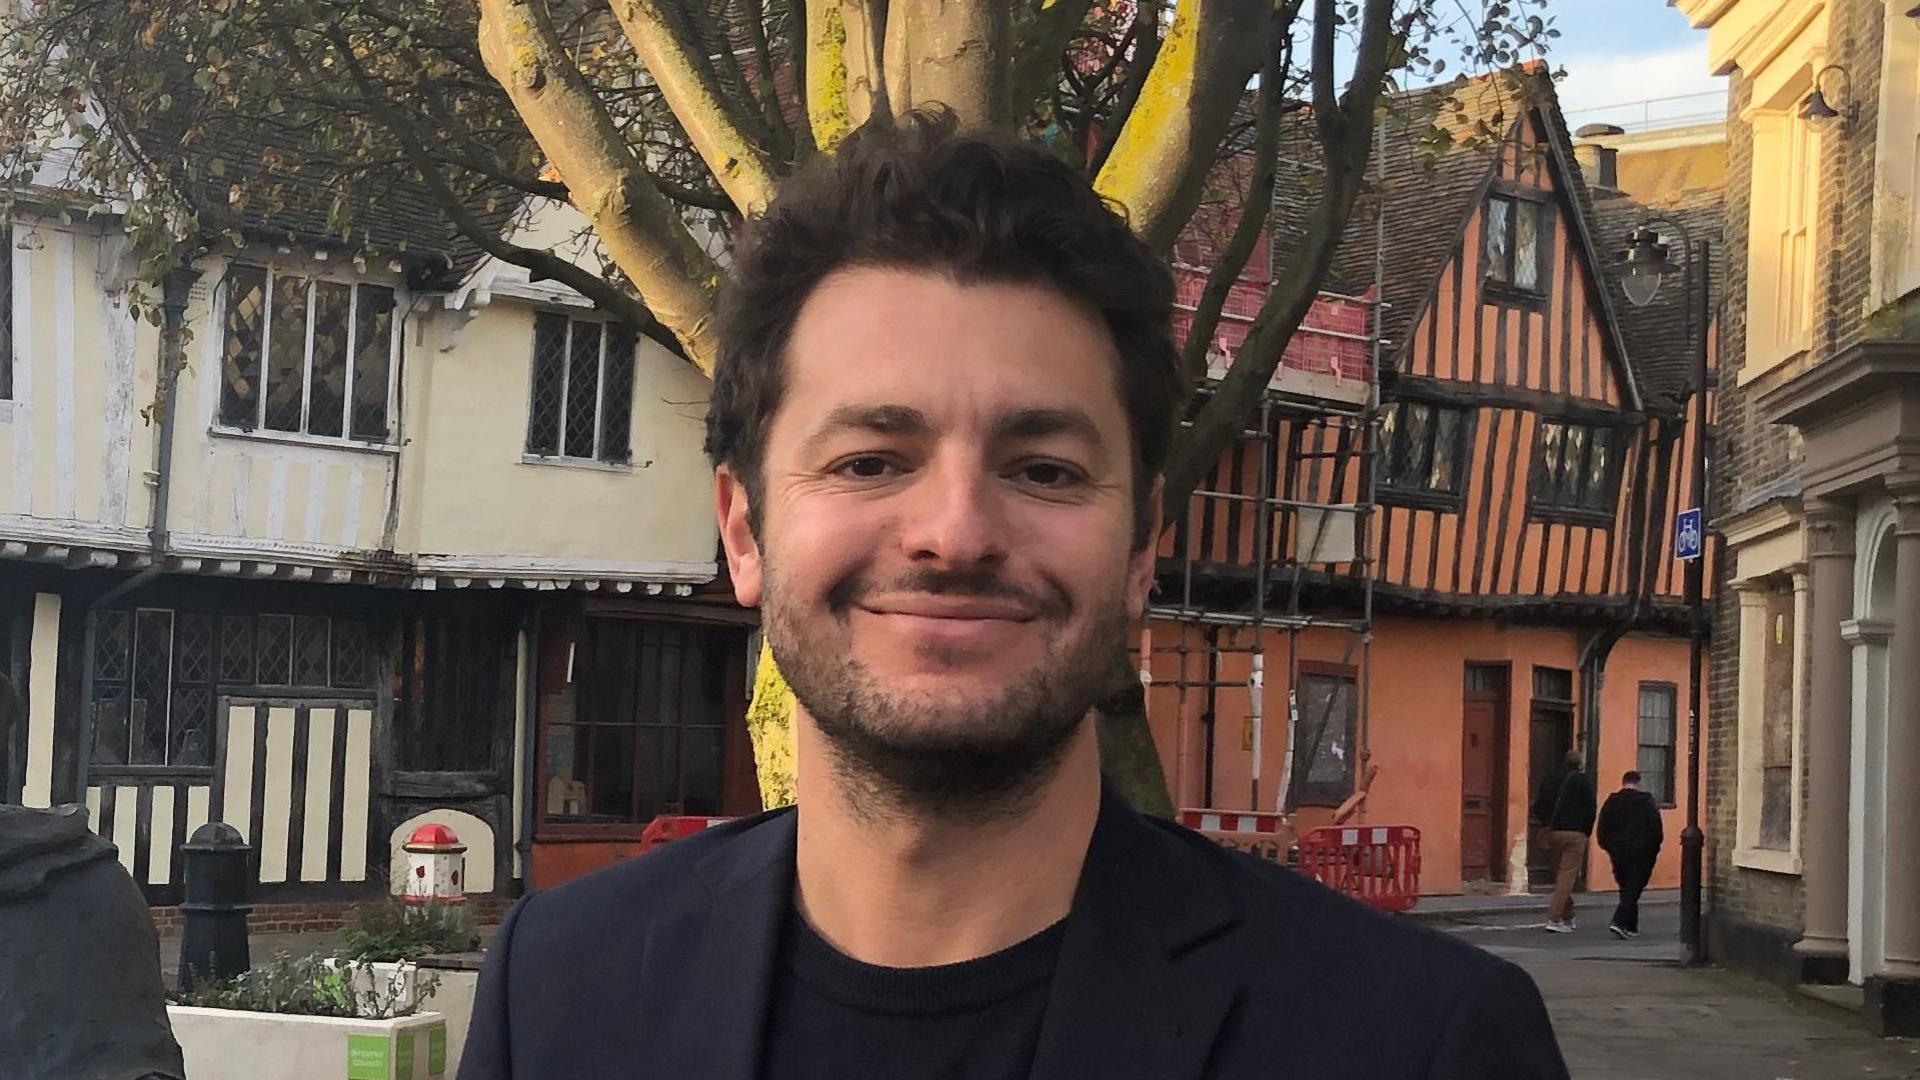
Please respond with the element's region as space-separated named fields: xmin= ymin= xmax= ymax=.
xmin=1740 ymin=50 xmax=1824 ymax=384
xmin=522 ymin=312 xmax=633 ymax=469
xmin=1872 ymin=4 xmax=1920 ymax=307
xmin=1731 ymin=563 xmax=1807 ymax=876
xmin=211 ymin=262 xmax=401 ymax=447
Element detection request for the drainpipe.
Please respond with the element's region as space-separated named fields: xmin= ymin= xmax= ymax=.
xmin=516 ymin=613 xmax=541 ymax=894
xmin=1575 ymin=416 xmax=1666 ymax=785
xmin=71 ymin=266 xmax=196 ymax=800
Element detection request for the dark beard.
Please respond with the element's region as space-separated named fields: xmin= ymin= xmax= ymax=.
xmin=764 ymin=564 xmax=1132 ymax=824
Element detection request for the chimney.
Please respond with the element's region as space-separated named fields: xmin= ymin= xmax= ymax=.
xmin=1573 ymin=123 xmax=1625 ymax=190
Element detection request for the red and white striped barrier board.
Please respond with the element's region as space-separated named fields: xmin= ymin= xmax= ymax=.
xmin=1177 ymin=808 xmax=1292 ymax=864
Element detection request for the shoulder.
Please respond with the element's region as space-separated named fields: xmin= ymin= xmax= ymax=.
xmin=1144 ymin=819 xmax=1541 ymax=1053
xmin=1145 ymin=816 xmax=1509 ymax=982
xmin=504 ymin=808 xmax=792 ymax=953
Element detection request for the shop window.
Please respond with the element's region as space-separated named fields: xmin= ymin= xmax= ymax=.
xmin=216 ymin=265 xmax=396 ymax=442
xmin=543 ymin=620 xmax=731 ymax=824
xmin=525 ymin=312 xmax=636 ymax=465
xmin=1290 ymin=666 xmax=1357 ymax=808
xmin=1636 ymin=682 xmax=1677 ymax=806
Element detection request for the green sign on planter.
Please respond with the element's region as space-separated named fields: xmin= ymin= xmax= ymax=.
xmin=396 ymin=1031 xmax=415 ymax=1078
xmin=428 ymin=1023 xmax=447 ymax=1075
xmin=347 ymin=1034 xmax=390 ymax=1080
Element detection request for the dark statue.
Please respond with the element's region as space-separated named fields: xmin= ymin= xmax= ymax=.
xmin=0 ymin=803 xmax=186 ymax=1080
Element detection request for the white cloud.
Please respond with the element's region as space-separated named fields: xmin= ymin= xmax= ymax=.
xmin=1554 ymin=43 xmax=1728 ymax=131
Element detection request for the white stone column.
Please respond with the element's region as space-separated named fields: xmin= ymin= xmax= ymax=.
xmin=1843 ymin=617 xmax=1893 ymax=984
xmin=1797 ymin=500 xmax=1856 ymax=979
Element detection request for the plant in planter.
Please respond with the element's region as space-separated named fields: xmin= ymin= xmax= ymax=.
xmin=341 ymin=898 xmax=480 ymax=963
xmin=173 ymin=950 xmax=440 ymax=1021
xmin=168 ymin=953 xmax=452 ymax=1080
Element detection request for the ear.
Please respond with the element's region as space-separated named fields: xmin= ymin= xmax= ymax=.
xmin=1126 ymin=477 xmax=1164 ymax=619
xmin=716 ymin=465 xmax=764 ymax=608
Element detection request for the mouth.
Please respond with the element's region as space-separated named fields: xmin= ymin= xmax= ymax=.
xmin=857 ymin=597 xmax=1038 ymax=623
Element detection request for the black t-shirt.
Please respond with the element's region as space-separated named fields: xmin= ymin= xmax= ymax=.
xmin=759 ymin=905 xmax=1067 ymax=1080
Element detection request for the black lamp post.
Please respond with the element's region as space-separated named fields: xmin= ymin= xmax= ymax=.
xmin=1619 ymin=218 xmax=1710 ymax=966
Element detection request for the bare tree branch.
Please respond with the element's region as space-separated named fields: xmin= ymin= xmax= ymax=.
xmin=609 ymin=0 xmax=782 ymax=212
xmin=315 ymin=23 xmax=683 ymax=355
xmin=882 ymin=0 xmax=1008 ymax=125
xmin=477 ymin=0 xmax=725 ymax=370
xmin=1161 ymin=0 xmax=1407 ymax=513
xmin=1176 ymin=11 xmax=1289 ymax=385
xmin=1093 ymin=0 xmax=1270 ymax=253
xmin=1007 ymin=0 xmax=1098 ymax=123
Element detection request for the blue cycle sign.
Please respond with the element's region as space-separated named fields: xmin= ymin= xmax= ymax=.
xmin=1675 ymin=508 xmax=1703 ymax=561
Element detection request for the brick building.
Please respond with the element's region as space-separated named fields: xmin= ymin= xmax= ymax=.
xmin=1678 ymin=0 xmax=1920 ymax=1036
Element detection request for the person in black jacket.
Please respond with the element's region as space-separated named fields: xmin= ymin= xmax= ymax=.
xmin=458 ymin=113 xmax=1570 ymax=1079
xmin=1596 ymin=770 xmax=1665 ymax=938
xmin=1531 ymin=750 xmax=1597 ymax=932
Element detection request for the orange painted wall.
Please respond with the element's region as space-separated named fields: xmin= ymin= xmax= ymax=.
xmin=1142 ymin=614 xmax=1698 ymax=896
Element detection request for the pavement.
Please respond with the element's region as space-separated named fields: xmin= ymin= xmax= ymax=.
xmin=1432 ymin=902 xmax=1920 ymax=1079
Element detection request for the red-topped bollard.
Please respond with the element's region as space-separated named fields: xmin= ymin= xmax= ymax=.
xmin=401 ymin=823 xmax=467 ymax=906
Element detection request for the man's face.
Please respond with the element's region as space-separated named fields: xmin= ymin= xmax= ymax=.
xmin=716 ymin=267 xmax=1158 ymax=813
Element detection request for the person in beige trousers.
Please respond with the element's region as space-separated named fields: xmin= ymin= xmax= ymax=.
xmin=1530 ymin=750 xmax=1597 ymax=932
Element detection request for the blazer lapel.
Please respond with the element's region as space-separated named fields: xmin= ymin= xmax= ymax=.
xmin=1029 ymin=790 xmax=1241 ymax=1080
xmin=634 ymin=809 xmax=797 ymax=1080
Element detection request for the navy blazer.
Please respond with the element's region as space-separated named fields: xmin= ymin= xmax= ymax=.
xmin=459 ymin=789 xmax=1569 ymax=1079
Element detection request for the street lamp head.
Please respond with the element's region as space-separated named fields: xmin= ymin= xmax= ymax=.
xmin=1618 ymin=225 xmax=1674 ymax=308
xmin=1801 ymin=65 xmax=1859 ymax=130
xmin=1800 ymin=86 xmax=1841 ymax=122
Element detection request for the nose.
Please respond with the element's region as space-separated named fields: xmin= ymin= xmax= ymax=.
xmin=896 ymin=456 xmax=1009 ymax=570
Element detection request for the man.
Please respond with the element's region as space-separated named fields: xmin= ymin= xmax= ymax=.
xmin=1531 ymin=750 xmax=1597 ymax=934
xmin=1596 ymin=770 xmax=1665 ymax=939
xmin=460 ymin=112 xmax=1568 ymax=1079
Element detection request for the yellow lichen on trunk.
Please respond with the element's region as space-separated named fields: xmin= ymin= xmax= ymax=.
xmin=746 ymin=638 xmax=800 ymax=809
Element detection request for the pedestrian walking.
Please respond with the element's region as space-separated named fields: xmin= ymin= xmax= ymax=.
xmin=1531 ymin=750 xmax=1596 ymax=933
xmin=1596 ymin=770 xmax=1664 ymax=939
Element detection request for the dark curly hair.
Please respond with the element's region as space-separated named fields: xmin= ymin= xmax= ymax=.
xmin=704 ymin=109 xmax=1183 ymax=547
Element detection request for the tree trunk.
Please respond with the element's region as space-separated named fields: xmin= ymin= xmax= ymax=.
xmin=1096 ymin=681 xmax=1176 ymax=818
xmin=746 ymin=638 xmax=800 ymax=809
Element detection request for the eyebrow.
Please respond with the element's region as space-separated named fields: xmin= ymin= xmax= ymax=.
xmin=990 ymin=407 xmax=1106 ymax=450
xmin=803 ymin=403 xmax=1107 ymax=453
xmin=806 ymin=404 xmax=933 ymax=447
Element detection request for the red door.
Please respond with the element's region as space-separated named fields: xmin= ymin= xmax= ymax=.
xmin=1461 ymin=665 xmax=1509 ymax=884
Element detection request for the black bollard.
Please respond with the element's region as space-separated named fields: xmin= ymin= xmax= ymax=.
xmin=178 ymin=821 xmax=253 ymax=992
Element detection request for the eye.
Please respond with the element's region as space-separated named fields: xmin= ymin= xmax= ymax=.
xmin=1014 ymin=461 xmax=1084 ymax=489
xmin=835 ymin=455 xmax=898 ymax=480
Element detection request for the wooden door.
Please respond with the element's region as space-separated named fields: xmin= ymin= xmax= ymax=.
xmin=1527 ymin=704 xmax=1573 ymax=885
xmin=1461 ymin=665 xmax=1509 ymax=884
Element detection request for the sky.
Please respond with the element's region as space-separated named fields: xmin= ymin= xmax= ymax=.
xmin=1538 ymin=0 xmax=1726 ymax=130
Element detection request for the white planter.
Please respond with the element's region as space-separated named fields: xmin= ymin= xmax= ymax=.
xmin=168 ymin=1005 xmax=449 ymax=1080
xmin=353 ymin=961 xmax=480 ymax=1078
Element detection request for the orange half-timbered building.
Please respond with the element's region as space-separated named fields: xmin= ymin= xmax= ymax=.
xmin=1146 ymin=69 xmax=1719 ymax=898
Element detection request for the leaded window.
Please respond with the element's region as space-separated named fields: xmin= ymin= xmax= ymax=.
xmin=1530 ymin=419 xmax=1621 ymax=521
xmin=217 ymin=265 xmax=397 ymax=441
xmin=525 ymin=313 xmax=637 ymax=465
xmin=90 ymin=608 xmax=215 ymax=768
xmin=1378 ymin=400 xmax=1472 ymax=507
xmin=91 ymin=606 xmax=378 ymax=771
xmin=1485 ymin=193 xmax=1549 ymax=295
